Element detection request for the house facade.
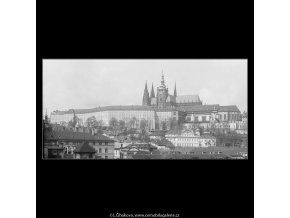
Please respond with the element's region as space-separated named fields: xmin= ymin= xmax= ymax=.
xmin=44 ymin=127 xmax=115 ymax=159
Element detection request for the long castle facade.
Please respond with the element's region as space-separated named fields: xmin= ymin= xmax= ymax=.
xmin=50 ymin=72 xmax=242 ymax=130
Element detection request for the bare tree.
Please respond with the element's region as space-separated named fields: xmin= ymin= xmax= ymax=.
xmin=129 ymin=117 xmax=137 ymax=129
xmin=85 ymin=116 xmax=97 ymax=128
xmin=140 ymin=119 xmax=147 ymax=130
xmin=109 ymin=117 xmax=118 ymax=128
xmin=119 ymin=120 xmax=126 ymax=130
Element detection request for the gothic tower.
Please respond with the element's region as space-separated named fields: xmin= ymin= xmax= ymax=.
xmin=156 ymin=71 xmax=169 ymax=108
xmin=150 ymin=83 xmax=155 ymax=98
xmin=43 ymin=108 xmax=50 ymax=126
xmin=142 ymin=81 xmax=150 ymax=106
xmin=44 ymin=108 xmax=49 ymax=122
xmin=174 ymin=82 xmax=177 ymax=97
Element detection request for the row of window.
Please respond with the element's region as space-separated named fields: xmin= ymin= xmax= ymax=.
xmin=175 ymin=143 xmax=199 ymax=147
xmin=63 ymin=146 xmax=111 ymax=154
xmin=228 ymin=113 xmax=240 ymax=120
xmin=98 ymin=148 xmax=108 ymax=153
xmin=89 ymin=142 xmax=109 ymax=146
xmin=187 ymin=113 xmax=241 ymax=122
xmin=61 ymin=142 xmax=110 ymax=146
xmin=199 ymin=116 xmax=207 ymax=122
xmin=172 ymin=138 xmax=198 ymax=142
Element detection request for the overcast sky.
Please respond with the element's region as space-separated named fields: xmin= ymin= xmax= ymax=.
xmin=43 ymin=59 xmax=247 ymax=116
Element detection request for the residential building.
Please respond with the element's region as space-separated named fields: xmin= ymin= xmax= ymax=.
xmin=74 ymin=142 xmax=96 ymax=159
xmin=165 ymin=129 xmax=216 ymax=148
xmin=43 ymin=126 xmax=115 ymax=159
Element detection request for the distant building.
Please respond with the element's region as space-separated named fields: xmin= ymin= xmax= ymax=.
xmin=242 ymin=111 xmax=248 ymax=122
xmin=74 ymin=142 xmax=96 ymax=159
xmin=49 ymin=72 xmax=242 ymax=131
xmin=165 ymin=129 xmax=216 ymax=148
xmin=235 ymin=111 xmax=248 ymax=134
xmin=43 ymin=126 xmax=115 ymax=159
xmin=119 ymin=143 xmax=158 ymax=159
xmin=43 ymin=146 xmax=64 ymax=159
xmin=235 ymin=122 xmax=248 ymax=134
xmin=149 ymin=130 xmax=166 ymax=140
xmin=153 ymin=139 xmax=175 ymax=151
xmin=113 ymin=142 xmax=127 ymax=159
xmin=145 ymin=72 xmax=202 ymax=108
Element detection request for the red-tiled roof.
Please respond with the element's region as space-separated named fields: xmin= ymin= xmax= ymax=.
xmin=44 ymin=130 xmax=115 ymax=142
xmin=74 ymin=142 xmax=96 ymax=153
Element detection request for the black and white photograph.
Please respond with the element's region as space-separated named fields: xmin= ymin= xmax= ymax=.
xmin=11 ymin=0 xmax=290 ymax=216
xmin=43 ymin=59 xmax=248 ymax=160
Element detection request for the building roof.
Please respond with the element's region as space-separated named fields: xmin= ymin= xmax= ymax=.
xmin=155 ymin=139 xmax=175 ymax=149
xmin=154 ymin=107 xmax=181 ymax=112
xmin=149 ymin=131 xmax=165 ymax=136
xmin=166 ymin=95 xmax=176 ymax=103
xmin=179 ymin=104 xmax=220 ymax=112
xmin=51 ymin=104 xmax=240 ymax=115
xmin=242 ymin=111 xmax=248 ymax=118
xmin=74 ymin=142 xmax=96 ymax=153
xmin=200 ymin=135 xmax=216 ymax=139
xmin=176 ymin=95 xmax=201 ymax=103
xmin=44 ymin=130 xmax=115 ymax=142
xmin=219 ymin=105 xmax=240 ymax=112
xmin=51 ymin=105 xmax=156 ymax=115
xmin=46 ymin=146 xmax=64 ymax=150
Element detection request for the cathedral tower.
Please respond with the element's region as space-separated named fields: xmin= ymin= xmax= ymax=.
xmin=174 ymin=82 xmax=177 ymax=97
xmin=142 ymin=81 xmax=150 ymax=106
xmin=156 ymin=71 xmax=169 ymax=108
xmin=150 ymin=83 xmax=155 ymax=98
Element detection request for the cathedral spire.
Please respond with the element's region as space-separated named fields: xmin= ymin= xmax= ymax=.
xmin=44 ymin=108 xmax=49 ymax=123
xmin=150 ymin=83 xmax=155 ymax=98
xmin=142 ymin=81 xmax=150 ymax=106
xmin=72 ymin=109 xmax=78 ymax=127
xmin=174 ymin=82 xmax=177 ymax=97
xmin=161 ymin=70 xmax=165 ymax=86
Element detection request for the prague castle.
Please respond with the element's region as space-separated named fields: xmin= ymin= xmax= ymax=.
xmin=142 ymin=72 xmax=202 ymax=108
xmin=50 ymin=72 xmax=241 ymax=130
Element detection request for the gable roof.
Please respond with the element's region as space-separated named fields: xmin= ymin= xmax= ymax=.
xmin=166 ymin=95 xmax=176 ymax=103
xmin=219 ymin=105 xmax=240 ymax=112
xmin=44 ymin=130 xmax=115 ymax=142
xmin=51 ymin=105 xmax=155 ymax=115
xmin=176 ymin=95 xmax=201 ymax=103
xmin=74 ymin=142 xmax=96 ymax=153
xmin=178 ymin=104 xmax=220 ymax=112
xmin=156 ymin=139 xmax=175 ymax=149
